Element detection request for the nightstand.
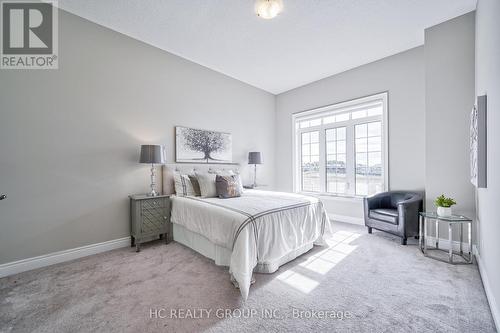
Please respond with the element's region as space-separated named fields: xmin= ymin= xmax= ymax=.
xmin=129 ymin=194 xmax=172 ymax=252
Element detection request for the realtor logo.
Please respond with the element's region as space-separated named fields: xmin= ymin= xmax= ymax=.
xmin=1 ymin=0 xmax=58 ymax=69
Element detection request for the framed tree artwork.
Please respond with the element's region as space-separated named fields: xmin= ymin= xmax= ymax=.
xmin=175 ymin=126 xmax=232 ymax=163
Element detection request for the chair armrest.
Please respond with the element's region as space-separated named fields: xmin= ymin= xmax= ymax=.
xmin=397 ymin=196 xmax=423 ymax=228
xmin=398 ymin=199 xmax=421 ymax=213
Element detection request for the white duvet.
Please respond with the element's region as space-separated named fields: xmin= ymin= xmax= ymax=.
xmin=170 ymin=190 xmax=332 ymax=299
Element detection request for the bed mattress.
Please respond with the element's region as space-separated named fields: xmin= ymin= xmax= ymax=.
xmin=170 ymin=189 xmax=332 ymax=299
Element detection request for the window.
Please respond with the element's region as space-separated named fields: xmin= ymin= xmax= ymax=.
xmin=326 ymin=127 xmax=347 ymax=195
xmin=301 ymin=131 xmax=320 ymax=192
xmin=293 ymin=93 xmax=388 ymax=197
xmin=355 ymin=122 xmax=383 ymax=196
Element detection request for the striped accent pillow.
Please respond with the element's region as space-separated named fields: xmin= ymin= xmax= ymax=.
xmin=173 ymin=172 xmax=197 ymax=197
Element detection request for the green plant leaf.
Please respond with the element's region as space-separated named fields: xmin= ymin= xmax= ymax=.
xmin=434 ymin=194 xmax=456 ymax=207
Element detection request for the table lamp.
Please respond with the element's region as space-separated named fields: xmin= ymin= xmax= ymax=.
xmin=140 ymin=145 xmax=166 ymax=196
xmin=248 ymin=152 xmax=262 ymax=188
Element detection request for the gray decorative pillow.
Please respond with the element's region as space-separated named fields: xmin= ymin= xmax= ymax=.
xmin=216 ymin=175 xmax=242 ymax=199
xmin=188 ymin=175 xmax=201 ymax=196
xmin=214 ymin=170 xmax=243 ymax=192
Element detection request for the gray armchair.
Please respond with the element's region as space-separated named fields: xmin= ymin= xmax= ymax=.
xmin=363 ymin=191 xmax=423 ymax=245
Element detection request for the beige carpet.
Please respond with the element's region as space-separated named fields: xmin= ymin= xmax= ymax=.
xmin=0 ymin=222 xmax=496 ymax=333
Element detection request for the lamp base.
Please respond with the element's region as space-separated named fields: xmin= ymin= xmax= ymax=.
xmin=148 ymin=164 xmax=159 ymax=197
xmin=253 ymin=164 xmax=258 ymax=189
xmin=148 ymin=190 xmax=160 ymax=197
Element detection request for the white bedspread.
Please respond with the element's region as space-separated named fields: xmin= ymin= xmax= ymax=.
xmin=170 ymin=190 xmax=332 ymax=299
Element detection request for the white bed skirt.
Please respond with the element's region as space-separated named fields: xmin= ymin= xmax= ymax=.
xmin=173 ymin=222 xmax=315 ymax=273
xmin=173 ymin=223 xmax=232 ymax=266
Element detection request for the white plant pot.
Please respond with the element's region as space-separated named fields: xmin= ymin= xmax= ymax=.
xmin=437 ymin=206 xmax=452 ymax=217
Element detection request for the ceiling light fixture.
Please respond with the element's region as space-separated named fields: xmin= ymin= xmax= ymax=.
xmin=255 ymin=0 xmax=284 ymax=19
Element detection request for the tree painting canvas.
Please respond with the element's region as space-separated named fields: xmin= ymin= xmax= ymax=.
xmin=176 ymin=127 xmax=232 ymax=163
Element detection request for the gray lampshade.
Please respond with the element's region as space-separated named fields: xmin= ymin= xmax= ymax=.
xmin=248 ymin=152 xmax=263 ymax=165
xmin=139 ymin=145 xmax=166 ymax=164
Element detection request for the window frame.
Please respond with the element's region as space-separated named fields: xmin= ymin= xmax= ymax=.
xmin=291 ymin=92 xmax=389 ymax=198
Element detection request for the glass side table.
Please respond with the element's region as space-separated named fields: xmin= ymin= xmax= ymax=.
xmin=419 ymin=212 xmax=473 ymax=264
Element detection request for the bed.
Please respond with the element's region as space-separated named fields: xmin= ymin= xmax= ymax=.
xmin=162 ymin=164 xmax=332 ymax=299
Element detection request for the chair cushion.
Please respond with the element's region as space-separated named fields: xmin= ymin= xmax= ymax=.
xmin=369 ymin=209 xmax=399 ymax=225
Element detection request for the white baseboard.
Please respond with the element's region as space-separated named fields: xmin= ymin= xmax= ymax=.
xmin=474 ymin=245 xmax=500 ymax=331
xmin=329 ymin=214 xmax=364 ymax=226
xmin=0 ymin=237 xmax=131 ymax=278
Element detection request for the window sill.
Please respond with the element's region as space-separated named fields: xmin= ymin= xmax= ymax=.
xmin=298 ymin=192 xmax=364 ymax=202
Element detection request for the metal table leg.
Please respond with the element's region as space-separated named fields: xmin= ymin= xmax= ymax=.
xmin=423 ymin=217 xmax=427 ymax=255
xmin=448 ymin=223 xmax=453 ymax=263
xmin=460 ymin=223 xmax=463 ymax=256
xmin=419 ymin=215 xmax=423 ymax=252
xmin=468 ymin=221 xmax=473 ymax=263
xmin=435 ymin=219 xmax=439 ymax=249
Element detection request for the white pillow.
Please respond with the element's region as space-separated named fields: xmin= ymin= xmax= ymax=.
xmin=231 ymin=174 xmax=244 ymax=193
xmin=195 ymin=172 xmax=217 ymax=198
xmin=173 ymin=172 xmax=197 ymax=197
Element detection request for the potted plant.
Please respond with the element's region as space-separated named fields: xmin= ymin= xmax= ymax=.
xmin=434 ymin=194 xmax=456 ymax=217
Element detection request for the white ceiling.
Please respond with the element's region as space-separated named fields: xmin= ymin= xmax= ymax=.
xmin=57 ymin=0 xmax=477 ymax=94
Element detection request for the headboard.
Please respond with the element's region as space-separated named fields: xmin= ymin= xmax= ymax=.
xmin=161 ymin=163 xmax=241 ymax=195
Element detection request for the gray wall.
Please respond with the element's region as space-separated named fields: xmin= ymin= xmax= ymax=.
xmin=0 ymin=10 xmax=276 ymax=264
xmin=424 ymin=12 xmax=476 ymax=237
xmin=275 ymin=13 xmax=476 ymax=229
xmin=476 ymin=0 xmax=500 ymax=327
xmin=275 ymin=47 xmax=425 ymax=220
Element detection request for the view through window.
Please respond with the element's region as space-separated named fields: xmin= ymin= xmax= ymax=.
xmin=294 ymin=93 xmax=388 ymax=197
